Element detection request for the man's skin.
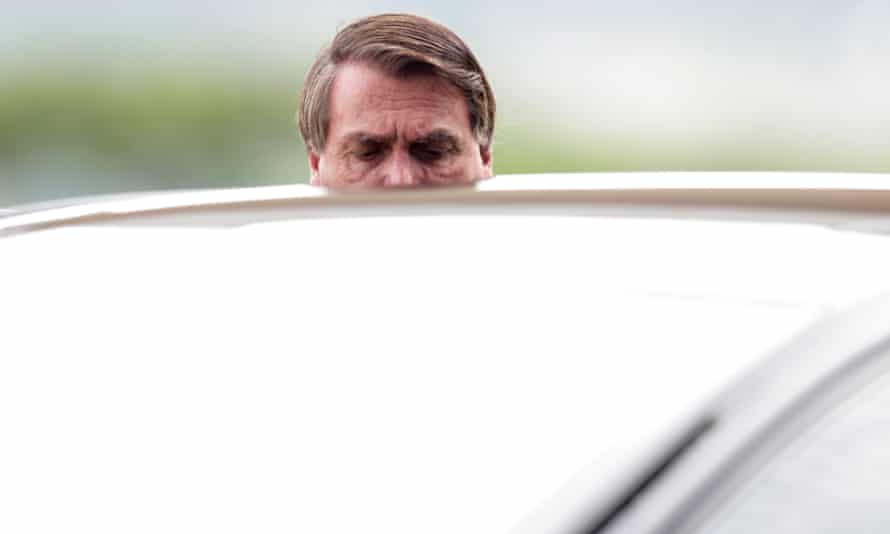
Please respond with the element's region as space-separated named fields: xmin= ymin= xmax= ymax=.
xmin=309 ymin=62 xmax=493 ymax=188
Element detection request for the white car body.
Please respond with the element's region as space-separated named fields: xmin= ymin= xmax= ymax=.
xmin=2 ymin=173 xmax=890 ymax=534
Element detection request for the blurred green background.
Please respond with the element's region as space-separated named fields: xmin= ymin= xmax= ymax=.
xmin=3 ymin=1 xmax=890 ymax=206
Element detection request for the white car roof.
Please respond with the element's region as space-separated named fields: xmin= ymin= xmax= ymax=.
xmin=4 ymin=172 xmax=890 ymax=236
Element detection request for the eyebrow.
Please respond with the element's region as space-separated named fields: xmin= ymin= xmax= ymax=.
xmin=339 ymin=132 xmax=396 ymax=147
xmin=413 ymin=129 xmax=460 ymax=149
xmin=338 ymin=129 xmax=460 ymax=148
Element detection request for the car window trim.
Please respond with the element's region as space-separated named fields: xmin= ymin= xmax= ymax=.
xmin=593 ymin=292 xmax=890 ymax=534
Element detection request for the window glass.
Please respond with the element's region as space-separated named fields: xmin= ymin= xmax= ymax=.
xmin=695 ymin=360 xmax=890 ymax=533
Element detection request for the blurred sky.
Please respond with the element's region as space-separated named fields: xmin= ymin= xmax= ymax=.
xmin=2 ymin=0 xmax=890 ymax=205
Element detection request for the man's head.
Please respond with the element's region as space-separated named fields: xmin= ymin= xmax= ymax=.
xmin=298 ymin=14 xmax=495 ymax=188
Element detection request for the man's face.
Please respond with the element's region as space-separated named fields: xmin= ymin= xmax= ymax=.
xmin=309 ymin=62 xmax=492 ymax=188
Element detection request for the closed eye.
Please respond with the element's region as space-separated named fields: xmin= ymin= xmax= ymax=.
xmin=410 ymin=130 xmax=460 ymax=163
xmin=411 ymin=145 xmax=446 ymax=162
xmin=354 ymin=142 xmax=386 ymax=161
xmin=357 ymin=148 xmax=381 ymax=161
xmin=412 ymin=140 xmax=460 ymax=163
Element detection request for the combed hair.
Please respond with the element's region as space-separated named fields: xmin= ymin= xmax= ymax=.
xmin=298 ymin=13 xmax=495 ymax=153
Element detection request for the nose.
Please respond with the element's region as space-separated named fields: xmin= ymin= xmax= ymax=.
xmin=381 ymin=149 xmax=424 ymax=187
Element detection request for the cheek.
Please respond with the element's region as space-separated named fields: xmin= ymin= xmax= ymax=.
xmin=319 ymin=155 xmax=371 ymax=186
xmin=428 ymin=153 xmax=484 ymax=184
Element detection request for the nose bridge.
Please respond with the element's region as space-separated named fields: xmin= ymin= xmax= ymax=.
xmin=383 ymin=146 xmax=422 ymax=187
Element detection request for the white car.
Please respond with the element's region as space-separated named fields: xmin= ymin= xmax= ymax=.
xmin=2 ymin=173 xmax=890 ymax=534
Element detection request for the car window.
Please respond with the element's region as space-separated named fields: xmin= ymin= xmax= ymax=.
xmin=690 ymin=348 xmax=890 ymax=533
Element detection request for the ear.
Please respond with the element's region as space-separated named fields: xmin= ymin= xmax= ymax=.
xmin=308 ymin=151 xmax=322 ymax=185
xmin=479 ymin=145 xmax=493 ymax=178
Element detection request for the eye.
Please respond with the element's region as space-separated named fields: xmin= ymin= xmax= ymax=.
xmin=355 ymin=145 xmax=383 ymax=161
xmin=412 ymin=145 xmax=446 ymax=162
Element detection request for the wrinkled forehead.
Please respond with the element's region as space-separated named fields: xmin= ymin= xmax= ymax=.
xmin=327 ymin=62 xmax=471 ymax=140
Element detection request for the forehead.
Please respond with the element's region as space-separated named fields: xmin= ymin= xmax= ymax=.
xmin=327 ymin=62 xmax=471 ymax=140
